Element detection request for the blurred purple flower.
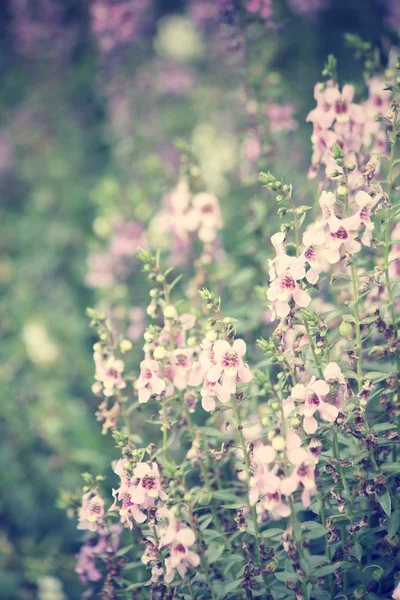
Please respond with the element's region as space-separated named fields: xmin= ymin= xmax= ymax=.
xmin=10 ymin=0 xmax=77 ymax=61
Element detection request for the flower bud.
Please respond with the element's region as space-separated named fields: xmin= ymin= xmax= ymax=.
xmin=187 ymin=336 xmax=197 ymax=347
xmin=261 ymin=416 xmax=271 ymax=427
xmin=163 ymin=305 xmax=177 ymax=319
xmin=143 ymin=331 xmax=153 ymax=343
xmin=271 ymin=400 xmax=280 ymax=411
xmin=119 ymin=339 xmax=132 ymax=353
xmin=153 ymin=346 xmax=167 ymax=360
xmin=267 ymin=430 xmax=276 ymax=441
xmin=271 ymin=435 xmax=286 ymax=451
xmin=347 ymin=163 xmax=356 ymax=172
xmin=290 ymin=417 xmax=300 ymax=428
xmin=156 ymin=274 xmax=165 ymax=282
xmin=93 ymin=342 xmax=102 ymax=352
xmin=149 ymin=288 xmax=158 ymax=298
xmin=339 ymin=321 xmax=353 ymax=338
xmin=147 ymin=303 xmax=158 ymax=318
xmin=206 ymin=330 xmax=218 ymax=343
xmin=337 ymin=185 xmax=348 ymax=197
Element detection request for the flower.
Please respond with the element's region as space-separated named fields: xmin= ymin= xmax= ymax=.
xmin=291 ymin=377 xmax=338 ymax=434
xmin=110 ymin=459 xmax=167 ymax=528
xmin=267 ymin=253 xmax=311 ymax=319
xmin=156 ymin=507 xmax=200 ymax=583
xmin=77 ymin=491 xmax=105 ymax=532
xmin=324 ymin=215 xmax=361 ymax=264
xmin=76 ymin=524 xmax=122 ymax=586
xmin=94 ymin=353 xmax=126 ymax=397
xmin=134 ymin=359 xmax=166 ymax=403
xmin=280 ymin=456 xmax=316 ymax=508
xmin=204 ymin=339 xmax=253 ymax=394
xmin=249 ymin=445 xmax=279 ymax=506
xmin=354 ymin=190 xmax=380 ymax=246
xmin=323 ymin=362 xmax=345 ymax=384
xmin=167 ymin=349 xmax=194 ymax=390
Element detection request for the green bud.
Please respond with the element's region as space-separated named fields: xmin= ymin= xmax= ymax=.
xmin=339 ymin=321 xmax=353 ymax=338
xmin=272 ymin=435 xmax=286 ymax=451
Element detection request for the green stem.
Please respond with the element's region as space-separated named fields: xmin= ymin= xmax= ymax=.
xmin=384 ymin=114 xmax=399 ymax=341
xmin=162 ymin=396 xmax=168 ymax=460
xmin=350 ymin=262 xmax=363 ymax=394
xmin=184 ymin=406 xmax=224 ymax=535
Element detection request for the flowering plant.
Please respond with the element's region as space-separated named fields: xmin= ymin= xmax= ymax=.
xmin=65 ymin=53 xmax=400 ymax=600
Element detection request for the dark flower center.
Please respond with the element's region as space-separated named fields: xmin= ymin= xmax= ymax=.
xmin=222 ymin=351 xmax=239 ymax=368
xmin=332 ymin=226 xmax=348 ymax=240
xmin=280 ymin=274 xmax=296 ymax=289
xmin=307 ymin=392 xmax=320 ymax=406
xmin=142 ymin=474 xmax=156 ymax=489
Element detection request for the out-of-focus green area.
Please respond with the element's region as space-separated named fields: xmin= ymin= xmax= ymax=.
xmin=0 ymin=0 xmax=397 ymax=597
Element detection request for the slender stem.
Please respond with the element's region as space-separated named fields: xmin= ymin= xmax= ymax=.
xmin=384 ymin=114 xmax=398 ymax=336
xmin=162 ymin=395 xmax=168 ymax=460
xmin=184 ymin=405 xmax=224 ymax=535
xmin=350 ymin=262 xmax=363 ymax=393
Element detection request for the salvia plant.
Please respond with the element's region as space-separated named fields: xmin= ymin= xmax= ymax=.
xmin=63 ymin=55 xmax=400 ymax=600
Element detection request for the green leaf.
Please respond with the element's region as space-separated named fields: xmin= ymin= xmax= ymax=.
xmin=205 ymin=544 xmax=224 ymax=564
xmin=312 ymin=562 xmax=346 ymax=577
xmin=364 ymin=371 xmax=390 ymax=381
xmin=274 ymin=571 xmax=299 ymax=583
xmin=115 ymin=544 xmax=134 ymax=557
xmin=224 ymin=580 xmax=242 ymax=594
xmin=261 ymin=528 xmax=284 ymax=539
xmin=381 ymin=463 xmax=400 ymax=474
xmin=200 ymin=515 xmax=214 ymax=531
xmin=376 ymin=489 xmax=391 ymax=517
xmin=387 ymin=512 xmax=399 ymax=538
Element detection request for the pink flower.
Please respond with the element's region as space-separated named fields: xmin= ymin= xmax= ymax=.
xmin=192 ymin=193 xmax=223 ymax=243
xmin=246 ymin=0 xmax=273 ymax=19
xmin=323 ymin=362 xmax=345 ymax=384
xmin=110 ymin=459 xmax=167 ymax=528
xmin=76 ymin=523 xmax=122 ymax=584
xmin=205 ymin=339 xmax=253 ymax=392
xmin=77 ymin=491 xmax=105 ymax=532
xmin=156 ymin=507 xmax=200 ymax=583
xmin=267 ymin=254 xmax=311 ymax=319
xmin=259 ymin=490 xmax=291 ymax=520
xmin=307 ymin=83 xmax=364 ymax=129
xmin=134 ymin=360 xmax=166 ymax=404
xmin=319 ymin=191 xmax=337 ymax=225
xmin=93 ymin=353 xmax=126 ymax=397
xmin=130 ymin=462 xmax=167 ymax=504
xmin=301 ymin=225 xmax=327 ymax=285
xmin=75 ymin=544 xmax=102 ymax=585
xmin=354 ymin=190 xmax=380 ymax=246
xmin=167 ymin=349 xmax=194 ymax=390
xmin=324 ymin=216 xmax=361 ymax=264
xmin=266 ymin=103 xmax=298 ymax=133
xmin=249 ymin=445 xmax=280 ymax=506
xmin=280 ymin=457 xmax=316 ymax=508
xmin=291 ymin=377 xmax=338 ymax=434
xmin=200 ymin=377 xmax=231 ymax=412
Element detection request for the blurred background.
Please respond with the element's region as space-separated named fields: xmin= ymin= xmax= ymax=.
xmin=0 ymin=0 xmax=398 ymax=598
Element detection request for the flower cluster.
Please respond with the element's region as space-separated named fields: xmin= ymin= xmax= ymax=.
xmin=150 ymin=180 xmax=223 ymax=265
